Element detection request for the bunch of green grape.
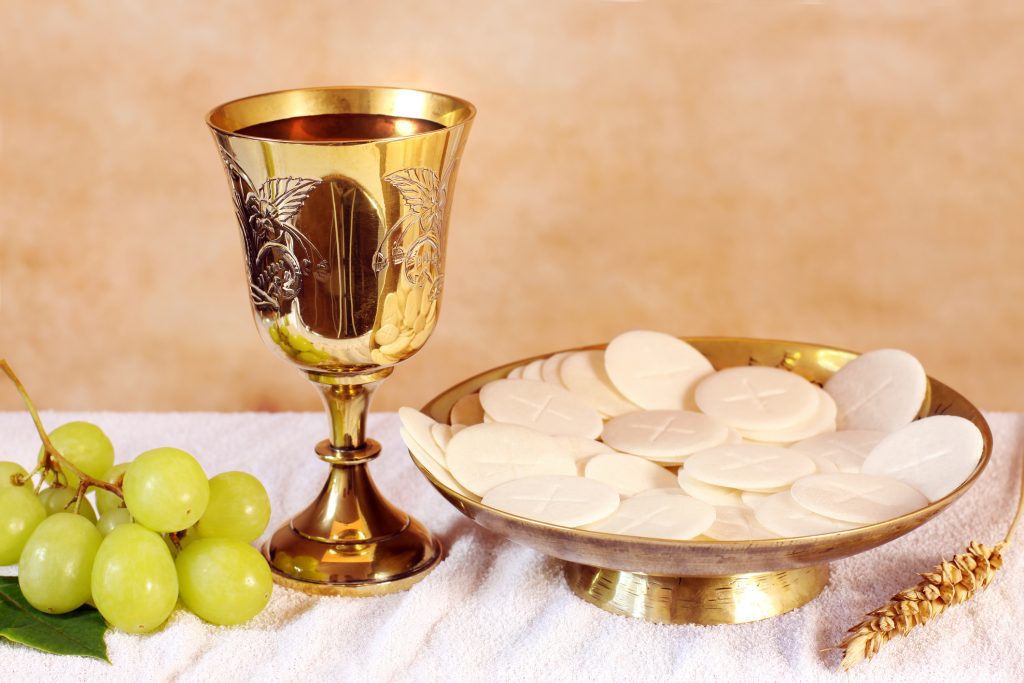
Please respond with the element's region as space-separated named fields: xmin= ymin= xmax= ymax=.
xmin=0 ymin=421 xmax=274 ymax=633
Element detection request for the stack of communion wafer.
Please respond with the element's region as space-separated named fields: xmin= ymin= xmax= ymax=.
xmin=399 ymin=331 xmax=984 ymax=541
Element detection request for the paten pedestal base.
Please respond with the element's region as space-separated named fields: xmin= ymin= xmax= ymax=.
xmin=565 ymin=563 xmax=830 ymax=624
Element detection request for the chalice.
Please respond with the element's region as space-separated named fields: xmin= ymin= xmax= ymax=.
xmin=206 ymin=87 xmax=475 ymax=595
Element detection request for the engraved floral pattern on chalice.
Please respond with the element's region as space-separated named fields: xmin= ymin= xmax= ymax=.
xmin=254 ymin=244 xmax=302 ymax=305
xmin=246 ymin=195 xmax=285 ymax=241
xmin=372 ymin=167 xmax=447 ymax=302
xmin=368 ymin=168 xmax=447 ymax=366
xmin=371 ymin=126 xmax=465 ymax=304
xmin=218 ymin=149 xmax=328 ymax=312
xmin=368 ymin=125 xmax=465 ymax=366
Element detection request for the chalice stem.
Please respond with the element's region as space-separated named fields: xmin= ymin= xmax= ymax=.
xmin=262 ymin=371 xmax=442 ymax=594
xmin=310 ymin=374 xmax=384 ymax=450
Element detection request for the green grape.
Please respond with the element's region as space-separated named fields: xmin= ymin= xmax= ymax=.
xmin=96 ymin=508 xmax=132 ymax=536
xmin=0 ymin=486 xmax=47 ymax=565
xmin=95 ymin=463 xmax=129 ymax=514
xmin=38 ymin=487 xmax=98 ymax=523
xmin=91 ymin=524 xmax=178 ymax=633
xmin=39 ymin=422 xmax=114 ymax=490
xmin=175 ymin=538 xmax=272 ymax=626
xmin=0 ymin=461 xmax=28 ymax=488
xmin=19 ymin=513 xmax=102 ymax=613
xmin=123 ymin=448 xmax=209 ymax=533
xmin=196 ymin=471 xmax=271 ymax=543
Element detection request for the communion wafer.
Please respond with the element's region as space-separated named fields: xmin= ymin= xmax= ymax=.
xmin=754 ymin=491 xmax=857 ymax=537
xmin=824 ymin=348 xmax=927 ymax=432
xmin=479 ymin=379 xmax=603 ymax=439
xmin=677 ymin=470 xmax=743 ymax=507
xmin=522 ymin=359 xmax=545 ymax=381
xmin=430 ymin=423 xmax=453 ymax=458
xmin=398 ymin=407 xmax=445 ymax=463
xmin=861 ymin=415 xmax=984 ymax=502
xmin=445 ymin=423 xmax=576 ymax=496
xmin=585 ymin=494 xmax=715 ymax=540
xmin=449 ymin=393 xmax=485 ymax=426
xmin=541 ymin=352 xmax=571 ymax=387
xmin=737 ymin=388 xmax=837 ymax=444
xmin=790 ymin=473 xmax=928 ymax=524
xmin=790 ymin=430 xmax=885 ymax=474
xmin=743 ymin=485 xmax=789 ymax=494
xmin=604 ymin=330 xmax=714 ymax=410
xmin=740 ymin=490 xmax=773 ymax=509
xmin=600 ymin=410 xmax=730 ymax=462
xmin=685 ymin=443 xmax=816 ymax=490
xmin=583 ymin=453 xmax=678 ymax=497
xmin=632 ymin=487 xmax=686 ymax=498
xmin=382 ymin=292 xmax=400 ymax=326
xmin=557 ymin=436 xmax=613 ymax=475
xmin=400 ymin=427 xmax=476 ymax=499
xmin=705 ymin=506 xmax=778 ymax=541
xmin=695 ymin=366 xmax=820 ymax=431
xmin=559 ymin=350 xmax=638 ymax=417
xmin=555 ymin=436 xmax=613 ymax=463
xmin=481 ymin=475 xmax=621 ymax=527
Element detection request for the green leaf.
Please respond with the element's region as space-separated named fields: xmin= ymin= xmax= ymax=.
xmin=0 ymin=577 xmax=109 ymax=662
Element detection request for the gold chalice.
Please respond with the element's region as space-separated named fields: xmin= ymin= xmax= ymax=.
xmin=207 ymin=87 xmax=475 ymax=595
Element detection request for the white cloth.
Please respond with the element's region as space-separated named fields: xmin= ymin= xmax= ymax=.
xmin=1 ymin=410 xmax=1022 ymax=682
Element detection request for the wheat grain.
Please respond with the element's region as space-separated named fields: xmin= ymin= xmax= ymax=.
xmin=836 ymin=441 xmax=1023 ymax=670
xmin=837 ymin=541 xmax=1004 ymax=670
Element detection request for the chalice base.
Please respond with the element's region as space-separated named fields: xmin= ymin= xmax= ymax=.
xmin=263 ymin=440 xmax=442 ymax=596
xmin=565 ymin=563 xmax=829 ymax=624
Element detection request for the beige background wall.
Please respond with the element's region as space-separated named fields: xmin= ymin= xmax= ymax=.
xmin=2 ymin=0 xmax=1022 ymax=414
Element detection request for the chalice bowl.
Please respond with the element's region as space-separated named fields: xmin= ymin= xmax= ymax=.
xmin=207 ymin=87 xmax=475 ymax=595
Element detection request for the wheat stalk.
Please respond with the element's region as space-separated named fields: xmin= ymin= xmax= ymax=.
xmin=836 ymin=448 xmax=1024 ymax=670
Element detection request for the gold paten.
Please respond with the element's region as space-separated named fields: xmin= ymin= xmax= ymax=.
xmin=419 ymin=337 xmax=992 ymax=624
xmin=207 ymin=87 xmax=474 ymax=595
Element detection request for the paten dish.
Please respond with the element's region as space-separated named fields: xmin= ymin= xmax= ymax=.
xmin=414 ymin=337 xmax=992 ymax=624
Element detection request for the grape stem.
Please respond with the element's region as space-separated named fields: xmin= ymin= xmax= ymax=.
xmin=0 ymin=359 xmax=124 ymax=502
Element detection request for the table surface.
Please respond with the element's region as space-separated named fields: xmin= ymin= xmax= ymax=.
xmin=1 ymin=410 xmax=1022 ymax=682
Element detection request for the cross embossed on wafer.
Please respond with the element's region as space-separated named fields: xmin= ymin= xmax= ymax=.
xmin=627 ymin=416 xmax=698 ymax=443
xmin=828 ymin=484 xmax=890 ymax=504
xmin=618 ymin=504 xmax=675 ymax=533
xmin=716 ymin=453 xmax=781 ymax=473
xmin=512 ymin=482 xmax=590 ymax=508
xmin=476 ymin=452 xmax=550 ymax=479
xmin=841 ymin=376 xmax=895 ymax=416
xmin=507 ymin=393 xmax=573 ymax=423
xmin=879 ymin=447 xmax=952 ymax=476
xmin=720 ymin=378 xmax=787 ymax=412
xmin=816 ymin=437 xmax=864 ymax=459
